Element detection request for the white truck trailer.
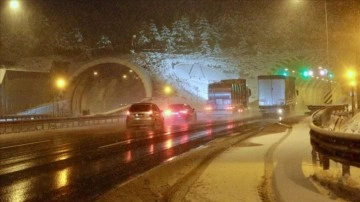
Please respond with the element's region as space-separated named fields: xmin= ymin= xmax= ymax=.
xmin=258 ymin=75 xmax=297 ymax=116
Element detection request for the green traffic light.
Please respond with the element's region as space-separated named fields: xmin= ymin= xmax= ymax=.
xmin=275 ymin=68 xmax=289 ymax=77
xmin=299 ymin=69 xmax=310 ymax=79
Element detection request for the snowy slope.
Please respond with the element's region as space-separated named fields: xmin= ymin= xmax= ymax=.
xmin=130 ymin=53 xmax=263 ymax=109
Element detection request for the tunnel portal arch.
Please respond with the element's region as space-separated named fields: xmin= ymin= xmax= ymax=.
xmin=69 ymin=57 xmax=152 ymax=115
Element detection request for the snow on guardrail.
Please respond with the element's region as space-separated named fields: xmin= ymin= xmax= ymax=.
xmin=310 ymin=106 xmax=360 ymax=169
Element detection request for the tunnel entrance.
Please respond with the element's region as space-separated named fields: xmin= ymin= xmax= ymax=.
xmin=71 ymin=63 xmax=146 ymax=115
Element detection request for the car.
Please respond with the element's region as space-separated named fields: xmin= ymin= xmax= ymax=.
xmin=164 ymin=103 xmax=197 ymax=122
xmin=126 ymin=102 xmax=164 ymax=130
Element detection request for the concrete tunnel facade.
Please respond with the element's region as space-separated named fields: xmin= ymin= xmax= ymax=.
xmin=68 ymin=57 xmax=152 ymax=115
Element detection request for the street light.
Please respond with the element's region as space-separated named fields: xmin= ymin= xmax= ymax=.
xmin=346 ymin=69 xmax=357 ymax=116
xmin=164 ymin=85 xmax=172 ymax=105
xmin=56 ymin=77 xmax=67 ymax=90
xmin=54 ymin=77 xmax=67 ymax=116
xmin=9 ymin=0 xmax=20 ymax=10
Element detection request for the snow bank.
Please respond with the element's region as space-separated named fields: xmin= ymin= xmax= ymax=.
xmin=96 ymin=131 xmax=254 ymax=202
xmin=339 ymin=113 xmax=360 ymax=134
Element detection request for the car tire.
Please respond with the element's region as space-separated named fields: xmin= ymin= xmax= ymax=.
xmin=158 ymin=121 xmax=165 ymax=132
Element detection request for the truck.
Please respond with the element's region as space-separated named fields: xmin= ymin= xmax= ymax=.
xmin=258 ymin=75 xmax=297 ymax=116
xmin=206 ymin=79 xmax=251 ymax=113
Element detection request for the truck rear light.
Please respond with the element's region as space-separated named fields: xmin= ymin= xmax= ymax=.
xmin=205 ymin=106 xmax=213 ymax=111
xmin=225 ymin=106 xmax=234 ymax=110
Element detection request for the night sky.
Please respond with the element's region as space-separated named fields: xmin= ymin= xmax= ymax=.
xmin=22 ymin=0 xmax=230 ymax=37
xmin=0 ymin=0 xmax=359 ymax=57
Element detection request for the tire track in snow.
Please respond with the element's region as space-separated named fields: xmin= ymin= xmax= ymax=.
xmin=258 ymin=123 xmax=292 ymax=202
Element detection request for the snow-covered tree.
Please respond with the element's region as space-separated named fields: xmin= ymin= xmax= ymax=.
xmin=148 ymin=20 xmax=161 ymax=49
xmin=74 ymin=28 xmax=84 ymax=44
xmin=213 ymin=43 xmax=222 ymax=55
xmin=194 ymin=16 xmax=221 ymax=54
xmin=137 ymin=30 xmax=151 ymax=47
xmin=161 ymin=25 xmax=176 ymax=53
xmin=171 ymin=16 xmax=194 ymax=53
xmin=53 ymin=28 xmax=88 ymax=56
xmin=96 ymin=35 xmax=112 ymax=49
xmin=199 ymin=35 xmax=212 ymax=55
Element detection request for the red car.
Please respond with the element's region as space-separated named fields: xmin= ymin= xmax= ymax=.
xmin=164 ymin=103 xmax=197 ymax=122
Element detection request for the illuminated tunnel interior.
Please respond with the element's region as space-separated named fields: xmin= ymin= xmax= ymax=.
xmin=71 ymin=63 xmax=146 ymax=115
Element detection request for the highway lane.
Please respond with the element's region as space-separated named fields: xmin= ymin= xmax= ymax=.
xmin=0 ymin=115 xmax=270 ymax=202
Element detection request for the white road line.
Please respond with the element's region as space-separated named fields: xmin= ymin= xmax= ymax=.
xmin=98 ymin=140 xmax=132 ymax=149
xmin=0 ymin=140 xmax=51 ymax=150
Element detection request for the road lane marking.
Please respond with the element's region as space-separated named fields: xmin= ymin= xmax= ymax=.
xmin=0 ymin=140 xmax=51 ymax=150
xmin=98 ymin=139 xmax=132 ymax=149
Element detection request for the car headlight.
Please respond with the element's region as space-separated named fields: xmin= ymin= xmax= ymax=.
xmin=277 ymin=108 xmax=283 ymax=114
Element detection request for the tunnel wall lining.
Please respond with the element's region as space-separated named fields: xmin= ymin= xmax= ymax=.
xmin=69 ymin=57 xmax=152 ymax=99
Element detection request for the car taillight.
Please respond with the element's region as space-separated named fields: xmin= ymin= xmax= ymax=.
xmin=180 ymin=110 xmax=188 ymax=114
xmin=205 ymin=106 xmax=213 ymax=111
xmin=226 ymin=106 xmax=234 ymax=110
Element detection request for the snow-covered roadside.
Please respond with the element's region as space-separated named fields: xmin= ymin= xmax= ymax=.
xmin=305 ymin=111 xmax=360 ymax=201
xmin=96 ymin=115 xmax=360 ymax=202
xmin=339 ymin=112 xmax=360 ymax=134
xmin=96 ymin=127 xmax=256 ymax=202
xmin=178 ymin=124 xmax=289 ymax=202
xmin=306 ymin=161 xmax=360 ymax=202
xmin=274 ymin=117 xmax=335 ymax=202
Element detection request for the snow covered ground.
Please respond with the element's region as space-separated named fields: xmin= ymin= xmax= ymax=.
xmin=339 ymin=112 xmax=360 ymax=134
xmin=96 ymin=114 xmax=360 ymax=202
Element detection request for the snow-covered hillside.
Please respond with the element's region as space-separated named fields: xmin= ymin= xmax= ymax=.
xmin=129 ymin=52 xmax=268 ymax=109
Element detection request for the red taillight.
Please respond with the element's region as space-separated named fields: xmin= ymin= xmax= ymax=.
xmin=179 ymin=110 xmax=188 ymax=114
xmin=225 ymin=106 xmax=234 ymax=110
xmin=205 ymin=106 xmax=213 ymax=111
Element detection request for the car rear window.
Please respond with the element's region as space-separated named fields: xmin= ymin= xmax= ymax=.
xmin=129 ymin=104 xmax=151 ymax=112
xmin=169 ymin=104 xmax=187 ymax=110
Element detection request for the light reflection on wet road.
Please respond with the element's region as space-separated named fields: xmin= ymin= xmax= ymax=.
xmin=0 ymin=116 xmax=265 ymax=202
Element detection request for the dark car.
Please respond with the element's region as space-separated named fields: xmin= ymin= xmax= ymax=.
xmin=164 ymin=103 xmax=197 ymax=122
xmin=126 ymin=102 xmax=164 ymax=130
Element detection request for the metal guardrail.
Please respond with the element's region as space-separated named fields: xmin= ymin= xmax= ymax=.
xmin=309 ymin=106 xmax=360 ymax=174
xmin=0 ymin=115 xmax=125 ymax=135
xmin=0 ymin=114 xmax=53 ymax=122
xmin=0 ymin=98 xmax=156 ymax=135
xmin=307 ymin=104 xmax=349 ymax=115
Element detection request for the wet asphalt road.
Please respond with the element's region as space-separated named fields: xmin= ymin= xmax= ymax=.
xmin=0 ymin=116 xmax=268 ymax=202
